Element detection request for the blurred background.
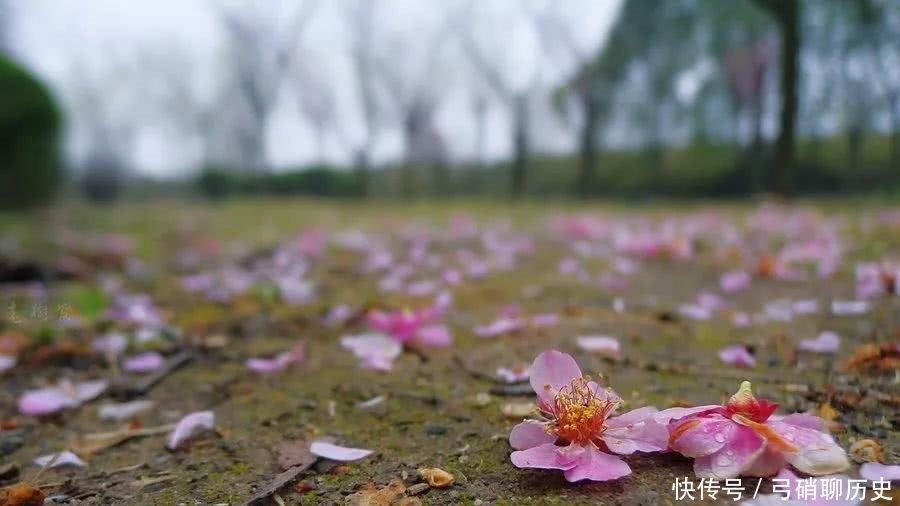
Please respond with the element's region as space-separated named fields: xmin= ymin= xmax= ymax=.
xmin=2 ymin=0 xmax=900 ymax=208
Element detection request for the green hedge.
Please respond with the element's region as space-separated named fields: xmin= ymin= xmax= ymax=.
xmin=194 ymin=165 xmax=364 ymax=200
xmin=0 ymin=57 xmax=63 ymax=211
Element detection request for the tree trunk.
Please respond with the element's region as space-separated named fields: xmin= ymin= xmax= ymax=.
xmin=769 ymin=0 xmax=800 ymax=197
xmin=432 ymin=162 xmax=449 ymax=198
xmin=510 ymin=96 xmax=529 ymax=199
xmin=577 ymin=95 xmax=599 ymax=199
xmin=847 ymin=124 xmax=864 ymax=190
xmin=354 ymin=149 xmax=370 ymax=198
xmin=473 ymin=98 xmax=487 ymax=170
xmin=889 ymin=95 xmax=900 ymax=177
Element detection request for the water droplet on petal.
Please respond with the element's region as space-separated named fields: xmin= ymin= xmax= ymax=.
xmin=726 ymin=450 xmax=734 ymax=456
xmin=714 ymin=432 xmax=726 ymax=443
xmin=716 ymin=455 xmax=731 ymax=467
xmin=784 ymin=433 xmax=794 ymax=441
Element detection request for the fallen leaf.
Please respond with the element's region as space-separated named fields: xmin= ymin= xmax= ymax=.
xmin=843 ymin=343 xmax=900 ymax=373
xmin=0 ymin=483 xmax=45 ymax=506
xmin=344 ymin=479 xmax=407 ymax=506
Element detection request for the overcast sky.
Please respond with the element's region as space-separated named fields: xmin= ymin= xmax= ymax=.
xmin=10 ymin=0 xmax=624 ymax=176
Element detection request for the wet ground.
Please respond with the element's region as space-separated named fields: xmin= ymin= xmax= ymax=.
xmin=0 ymin=200 xmax=898 ymax=506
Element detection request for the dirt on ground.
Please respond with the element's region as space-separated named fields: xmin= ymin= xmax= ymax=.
xmin=0 ymin=200 xmax=898 ymax=506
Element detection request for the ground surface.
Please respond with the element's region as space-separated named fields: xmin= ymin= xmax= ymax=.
xmin=0 ymin=199 xmax=898 ymax=506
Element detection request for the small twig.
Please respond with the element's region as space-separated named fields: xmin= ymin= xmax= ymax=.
xmin=110 ymin=350 xmax=192 ymax=400
xmin=239 ymin=457 xmax=317 ymax=506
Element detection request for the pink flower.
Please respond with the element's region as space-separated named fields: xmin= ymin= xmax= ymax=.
xmin=530 ymin=313 xmax=559 ymax=327
xmin=33 ymin=451 xmax=87 ymax=468
xmin=508 ymin=350 xmax=669 ymax=482
xmin=367 ymin=307 xmax=441 ymax=344
xmin=797 ymin=331 xmax=840 ymax=354
xmin=664 ymin=381 xmax=849 ymax=479
xmin=0 ymin=355 xmax=16 ymax=373
xmin=168 ymin=410 xmax=215 ymax=450
xmin=718 ymin=345 xmax=756 ymax=368
xmin=18 ymin=379 xmax=109 ymax=416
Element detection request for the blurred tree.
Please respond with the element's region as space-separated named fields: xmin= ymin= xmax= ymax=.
xmin=217 ymin=0 xmax=318 ymax=173
xmin=750 ymin=0 xmax=801 ymax=197
xmin=461 ymin=1 xmax=545 ymax=199
xmin=79 ymin=144 xmax=124 ymax=204
xmin=0 ymin=57 xmax=63 ymax=211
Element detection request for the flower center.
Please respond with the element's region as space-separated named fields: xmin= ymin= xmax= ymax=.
xmin=547 ymin=377 xmax=620 ymax=445
xmin=725 ymin=381 xmax=778 ymax=423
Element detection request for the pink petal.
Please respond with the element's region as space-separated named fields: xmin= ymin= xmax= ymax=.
xmin=718 ymin=345 xmax=756 ymax=367
xmin=412 ymin=324 xmax=452 ymax=348
xmin=167 ymin=410 xmax=215 ymax=450
xmin=340 ymin=333 xmax=402 ymax=372
xmin=309 ymin=441 xmax=373 ymax=461
xmin=98 ymin=400 xmax=155 ymax=421
xmin=246 ymin=357 xmax=287 ymax=373
xmin=602 ymin=407 xmax=669 ymax=454
xmin=742 ymin=446 xmax=787 ymax=477
xmin=575 ymin=336 xmax=621 ymax=356
xmin=669 ymin=415 xmax=738 ymax=458
xmin=33 ymin=451 xmax=86 ymax=468
xmin=654 ymin=405 xmax=721 ymax=424
xmin=860 ymin=462 xmax=900 ymax=482
xmin=679 ymin=304 xmax=712 ymax=320
xmin=496 ymin=366 xmax=529 ymax=383
xmin=528 ymin=350 xmax=583 ymax=408
xmin=720 ymin=271 xmax=751 ymax=293
xmin=18 ymin=387 xmax=79 ymax=416
xmin=0 ymin=355 xmax=16 ymax=373
xmin=122 ymin=352 xmax=165 ymax=373
xmin=531 ymin=313 xmax=559 ymax=327
xmin=692 ymin=424 xmax=766 ymax=479
xmin=771 ymin=413 xmax=826 ymax=431
xmin=73 ymin=379 xmax=109 ymax=402
xmin=797 ymin=331 xmax=840 ymax=354
xmin=562 ymin=446 xmax=631 ymax=482
xmin=511 ymin=442 xmax=581 ymax=471
xmin=509 ymin=420 xmax=555 ymax=450
xmin=767 ymin=420 xmax=849 ymax=475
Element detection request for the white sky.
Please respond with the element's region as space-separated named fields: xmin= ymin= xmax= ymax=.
xmin=11 ymin=0 xmax=624 ymax=176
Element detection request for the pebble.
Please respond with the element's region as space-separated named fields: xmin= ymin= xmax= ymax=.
xmin=0 ymin=430 xmax=25 ymax=454
xmin=424 ymin=424 xmax=448 ymax=436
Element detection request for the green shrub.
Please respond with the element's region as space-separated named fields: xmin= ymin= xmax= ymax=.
xmin=0 ymin=57 xmax=63 ymax=211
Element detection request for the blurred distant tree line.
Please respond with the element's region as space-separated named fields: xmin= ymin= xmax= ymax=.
xmin=4 ymin=0 xmax=900 ymax=209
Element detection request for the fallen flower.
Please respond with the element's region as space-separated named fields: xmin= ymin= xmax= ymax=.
xmin=33 ymin=451 xmax=86 ymax=468
xmin=797 ymin=331 xmax=840 ymax=354
xmin=18 ymin=379 xmax=109 ymax=416
xmin=98 ymin=400 xmax=155 ymax=421
xmin=309 ymin=441 xmax=373 ymax=461
xmin=575 ymin=336 xmax=621 ymax=357
xmin=122 ymin=351 xmax=166 ymax=373
xmin=473 ymin=317 xmax=524 ymax=338
xmin=509 ymin=350 xmax=669 ymax=482
xmin=530 ymin=313 xmax=559 ymax=327
xmin=718 ymin=345 xmax=756 ymax=368
xmin=167 ymin=410 xmax=215 ymax=450
xmin=663 ymin=381 xmax=850 ymax=479
xmin=830 ymin=300 xmax=870 ymax=316
xmin=720 ymin=271 xmax=751 ymax=293
xmin=340 ymin=333 xmax=403 ymax=371
xmin=859 ymin=462 xmax=900 ymax=482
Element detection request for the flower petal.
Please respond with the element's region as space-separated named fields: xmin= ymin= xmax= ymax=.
xmin=575 ymin=336 xmax=620 ymax=357
xmin=692 ymin=425 xmax=766 ymax=479
xmin=528 ymin=350 xmax=583 ymax=408
xmin=33 ymin=451 xmax=86 ymax=468
xmin=98 ymin=400 xmax=155 ymax=421
xmin=510 ymin=442 xmax=581 ymax=471
xmin=310 ymin=441 xmax=373 ymax=461
xmin=122 ymin=352 xmax=165 ymax=373
xmin=246 ymin=357 xmax=287 ymax=373
xmin=859 ymin=462 xmax=900 ymax=482
xmin=562 ymin=446 xmax=631 ymax=482
xmin=603 ymin=407 xmax=669 ymax=454
xmin=73 ymin=379 xmax=109 ymax=403
xmin=668 ymin=415 xmax=737 ymax=458
xmin=413 ymin=325 xmax=452 ymax=348
xmin=0 ymin=355 xmax=17 ymax=373
xmin=18 ymin=387 xmax=79 ymax=416
xmin=654 ymin=405 xmax=721 ymax=424
xmin=509 ymin=420 xmax=555 ymax=450
xmin=718 ymin=345 xmax=756 ymax=368
xmin=797 ymin=331 xmax=840 ymax=354
xmin=741 ymin=446 xmax=787 ymax=477
xmin=167 ymin=410 xmax=215 ymax=450
xmin=766 ymin=421 xmax=850 ymax=476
